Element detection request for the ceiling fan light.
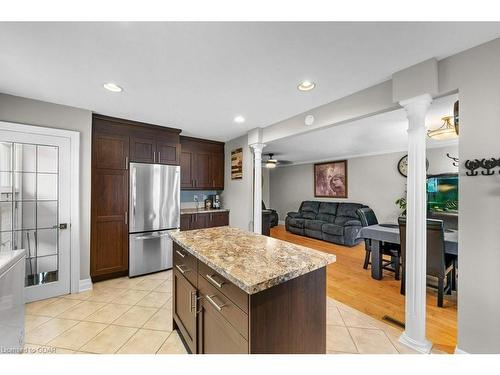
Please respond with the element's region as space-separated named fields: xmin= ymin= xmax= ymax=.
xmin=265 ymin=160 xmax=277 ymax=168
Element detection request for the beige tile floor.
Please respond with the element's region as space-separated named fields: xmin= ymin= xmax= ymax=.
xmin=23 ymin=270 xmax=429 ymax=354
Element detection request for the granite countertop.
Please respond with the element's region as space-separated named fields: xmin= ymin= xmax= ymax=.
xmin=0 ymin=250 xmax=26 ymax=276
xmin=180 ymin=208 xmax=230 ymax=215
xmin=169 ymin=226 xmax=336 ymax=294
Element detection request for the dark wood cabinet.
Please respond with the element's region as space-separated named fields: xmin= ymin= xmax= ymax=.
xmin=172 ymin=240 xmax=327 ymax=354
xmin=130 ymin=136 xmax=156 ymax=163
xmin=197 ymin=276 xmax=248 ymax=354
xmin=173 ymin=267 xmax=198 ymax=353
xmin=180 ymin=136 xmax=224 ymax=190
xmin=211 ymin=211 xmax=229 ymax=227
xmin=91 ymin=131 xmax=129 ymax=280
xmin=92 ymin=133 xmax=129 ymax=170
xmin=179 ymin=211 xmax=229 ymax=231
xmin=130 ymin=136 xmax=180 ymax=165
xmin=91 ymin=114 xmax=181 ymax=281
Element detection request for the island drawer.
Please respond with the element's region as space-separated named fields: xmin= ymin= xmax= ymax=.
xmin=198 ymin=261 xmax=249 ymax=313
xmin=198 ymin=273 xmax=249 ymax=340
xmin=173 ymin=242 xmax=197 ymax=287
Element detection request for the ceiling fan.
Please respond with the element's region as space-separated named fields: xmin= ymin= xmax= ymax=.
xmin=262 ymin=153 xmax=293 ymax=168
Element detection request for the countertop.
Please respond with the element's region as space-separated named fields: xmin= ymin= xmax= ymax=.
xmin=0 ymin=250 xmax=26 ymax=276
xmin=180 ymin=208 xmax=230 ymax=215
xmin=169 ymin=226 xmax=336 ymax=294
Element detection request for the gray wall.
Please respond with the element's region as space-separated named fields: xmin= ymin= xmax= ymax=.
xmin=269 ymin=145 xmax=458 ymax=224
xmin=262 ymin=167 xmax=270 ymax=208
xmin=0 ymin=93 xmax=92 ymax=281
xmin=221 ymin=135 xmax=253 ymax=231
xmin=439 ymin=38 xmax=500 ymax=353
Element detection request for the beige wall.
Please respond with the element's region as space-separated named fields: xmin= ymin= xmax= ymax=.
xmin=269 ymin=145 xmax=458 ymax=224
xmin=0 ymin=93 xmax=92 ymax=281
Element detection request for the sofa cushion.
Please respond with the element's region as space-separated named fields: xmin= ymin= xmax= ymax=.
xmin=305 ymin=219 xmax=327 ymax=231
xmin=318 ymin=202 xmax=338 ymax=215
xmin=334 ymin=203 xmax=365 ymax=225
xmin=287 ymin=217 xmax=305 ymax=228
xmin=287 ymin=211 xmax=301 ymax=219
xmin=322 ymin=223 xmax=344 ymax=236
xmin=302 ymin=212 xmax=316 ymax=220
xmin=315 ymin=213 xmax=333 ymax=222
xmin=336 ymin=203 xmax=365 ymax=218
xmin=300 ymin=201 xmax=320 ymax=214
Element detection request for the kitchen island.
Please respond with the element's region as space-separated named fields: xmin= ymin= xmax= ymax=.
xmin=169 ymin=226 xmax=336 ymax=354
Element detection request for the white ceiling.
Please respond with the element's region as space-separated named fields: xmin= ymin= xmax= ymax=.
xmin=265 ymin=94 xmax=459 ymax=165
xmin=0 ymin=22 xmax=499 ymax=141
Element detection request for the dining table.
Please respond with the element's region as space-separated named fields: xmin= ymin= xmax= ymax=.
xmin=358 ymin=223 xmax=458 ymax=280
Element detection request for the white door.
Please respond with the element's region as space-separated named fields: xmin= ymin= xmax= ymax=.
xmin=0 ymin=128 xmax=71 ymax=302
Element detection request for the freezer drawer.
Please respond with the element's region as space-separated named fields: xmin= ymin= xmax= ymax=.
xmin=129 ymin=230 xmax=173 ymax=277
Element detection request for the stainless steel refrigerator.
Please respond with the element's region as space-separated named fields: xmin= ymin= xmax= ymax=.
xmin=129 ymin=163 xmax=180 ymax=277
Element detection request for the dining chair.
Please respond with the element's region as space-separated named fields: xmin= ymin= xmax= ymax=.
xmin=357 ymin=207 xmax=401 ymax=280
xmin=398 ymin=217 xmax=456 ymax=307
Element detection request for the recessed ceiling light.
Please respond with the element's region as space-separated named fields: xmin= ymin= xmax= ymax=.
xmin=297 ymin=80 xmax=316 ymax=92
xmin=234 ymin=115 xmax=245 ymax=124
xmin=103 ymin=82 xmax=123 ymax=92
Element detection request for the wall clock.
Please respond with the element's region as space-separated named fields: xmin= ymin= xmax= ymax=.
xmin=397 ymin=155 xmax=429 ymax=177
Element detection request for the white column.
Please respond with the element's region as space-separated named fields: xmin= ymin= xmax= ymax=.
xmin=250 ymin=143 xmax=265 ymax=234
xmin=399 ymin=94 xmax=433 ymax=354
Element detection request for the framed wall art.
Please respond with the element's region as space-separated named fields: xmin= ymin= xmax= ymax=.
xmin=314 ymin=160 xmax=348 ymax=198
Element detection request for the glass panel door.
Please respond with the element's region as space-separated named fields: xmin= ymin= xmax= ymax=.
xmin=0 ymin=128 xmax=71 ymax=302
xmin=0 ymin=142 xmax=60 ymax=286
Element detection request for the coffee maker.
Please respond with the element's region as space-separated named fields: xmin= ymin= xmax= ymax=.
xmin=211 ymin=194 xmax=221 ymax=209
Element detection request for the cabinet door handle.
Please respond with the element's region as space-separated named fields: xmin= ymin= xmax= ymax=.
xmin=175 ymin=264 xmax=190 ymax=274
xmin=205 ymin=294 xmax=226 ymax=311
xmin=206 ymin=274 xmax=225 ymax=288
xmin=125 ymin=157 xmax=129 ymax=169
xmin=175 ymin=250 xmax=185 ymax=258
xmin=190 ymin=290 xmax=197 ymax=312
xmin=153 ymin=151 xmax=156 ymax=163
xmin=124 ymin=211 xmax=128 ymax=225
xmin=158 ymin=151 xmax=161 ymax=163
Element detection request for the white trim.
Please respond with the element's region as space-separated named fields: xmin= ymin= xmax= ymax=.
xmin=78 ymin=278 xmax=93 ymax=292
xmin=0 ymin=121 xmax=81 ymax=294
xmin=278 ymin=220 xmax=285 ymax=225
xmin=399 ymin=332 xmax=432 ymax=354
xmin=454 ymin=347 xmax=469 ymax=354
xmin=270 ymin=139 xmax=458 ymax=168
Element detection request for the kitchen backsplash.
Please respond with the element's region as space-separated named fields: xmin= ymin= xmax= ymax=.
xmin=180 ymin=190 xmax=222 ymax=209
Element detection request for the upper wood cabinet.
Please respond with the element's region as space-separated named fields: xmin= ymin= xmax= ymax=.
xmin=129 ymin=132 xmax=180 ymax=165
xmin=180 ymin=136 xmax=224 ymax=190
xmin=93 ymin=133 xmax=129 ymax=170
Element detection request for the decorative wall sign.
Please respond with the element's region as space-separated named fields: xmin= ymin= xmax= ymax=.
xmin=465 ymin=158 xmax=500 ymax=176
xmin=231 ymin=148 xmax=243 ymax=180
xmin=314 ymin=160 xmax=348 ymax=198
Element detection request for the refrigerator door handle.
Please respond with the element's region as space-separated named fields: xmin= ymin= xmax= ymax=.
xmin=134 ymin=232 xmax=170 ymax=240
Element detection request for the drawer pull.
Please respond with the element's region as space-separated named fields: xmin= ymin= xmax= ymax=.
xmin=206 ymin=274 xmax=225 ymax=288
xmin=175 ymin=264 xmax=190 ymax=274
xmin=206 ymin=294 xmax=226 ymax=311
xmin=175 ymin=250 xmax=185 ymax=258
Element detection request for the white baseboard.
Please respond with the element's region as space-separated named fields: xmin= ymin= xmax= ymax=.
xmin=399 ymin=332 xmax=433 ymax=354
xmin=78 ymin=278 xmax=93 ymax=293
xmin=454 ymin=347 xmax=469 ymax=354
xmin=278 ymin=220 xmax=285 ymax=225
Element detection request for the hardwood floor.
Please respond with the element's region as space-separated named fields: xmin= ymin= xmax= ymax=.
xmin=270 ymin=224 xmax=457 ymax=353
